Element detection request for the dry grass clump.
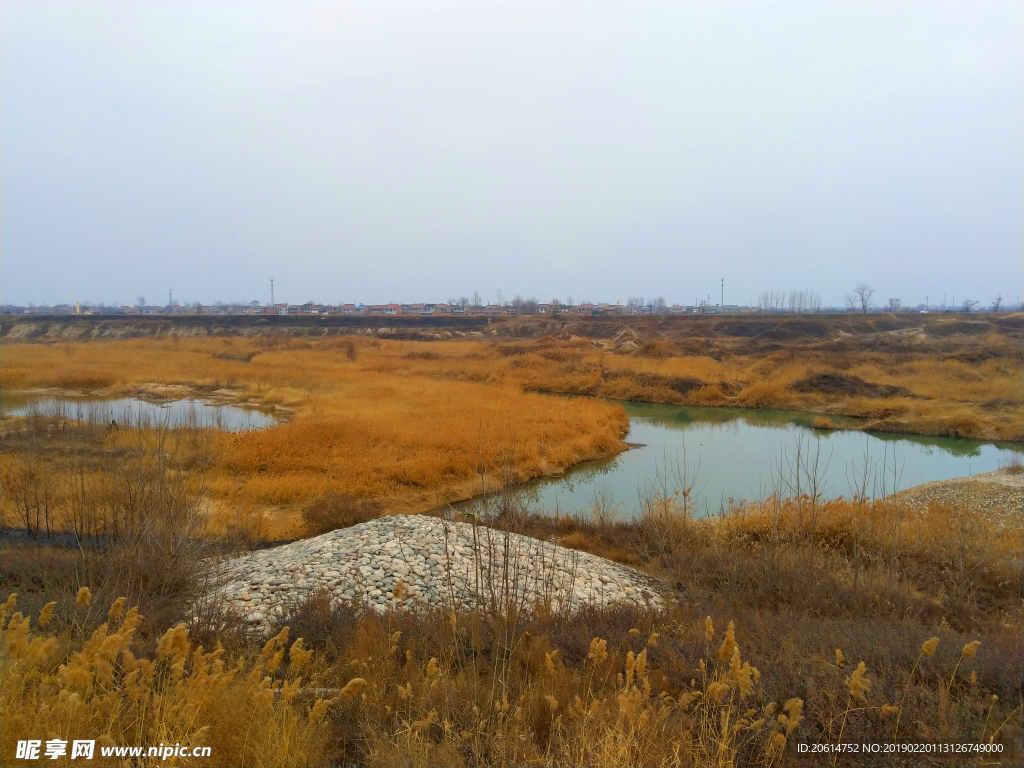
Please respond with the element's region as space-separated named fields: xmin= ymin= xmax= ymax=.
xmin=0 ymin=593 xmax=345 ymax=767
xmin=1000 ymin=454 xmax=1024 ymax=474
xmin=302 ymin=493 xmax=383 ymax=537
xmin=735 ymin=381 xmax=793 ymax=409
xmin=2 ymin=580 xmax=1016 ymax=767
xmin=348 ymin=609 xmax=781 ymax=767
xmin=2 ymin=470 xmax=1020 ymax=766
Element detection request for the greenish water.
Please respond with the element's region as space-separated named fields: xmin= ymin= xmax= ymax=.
xmin=0 ymin=393 xmax=277 ymax=431
xmin=466 ymin=403 xmax=1023 ymax=520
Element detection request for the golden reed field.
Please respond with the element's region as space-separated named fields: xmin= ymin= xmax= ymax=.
xmin=1 ymin=314 xmax=1022 ymax=766
xmin=1 ymin=335 xmax=630 ymax=537
xmin=1 ymin=312 xmax=1021 ymax=534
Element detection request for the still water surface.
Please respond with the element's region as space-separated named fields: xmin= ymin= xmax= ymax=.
xmin=473 ymin=403 xmax=1023 ymax=520
xmin=0 ymin=393 xmax=277 ymax=432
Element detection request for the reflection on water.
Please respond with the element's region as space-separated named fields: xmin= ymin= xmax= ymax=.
xmin=0 ymin=394 xmax=277 ymax=432
xmin=457 ymin=402 xmax=1023 ymax=520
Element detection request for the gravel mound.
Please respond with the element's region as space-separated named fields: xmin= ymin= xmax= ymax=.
xmin=890 ymin=468 xmax=1023 ymax=529
xmin=210 ymin=515 xmax=664 ymax=632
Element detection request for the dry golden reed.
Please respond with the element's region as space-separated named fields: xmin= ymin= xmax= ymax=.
xmin=1 ymin=596 xmax=338 ymax=767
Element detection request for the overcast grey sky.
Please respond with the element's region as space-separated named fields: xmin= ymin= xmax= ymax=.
xmin=2 ymin=1 xmax=1021 ymax=308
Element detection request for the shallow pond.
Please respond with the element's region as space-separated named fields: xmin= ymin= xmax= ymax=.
xmin=466 ymin=403 xmax=1023 ymax=520
xmin=0 ymin=393 xmax=277 ymax=432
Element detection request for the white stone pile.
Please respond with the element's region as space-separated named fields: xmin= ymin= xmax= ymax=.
xmin=209 ymin=515 xmax=664 ymax=633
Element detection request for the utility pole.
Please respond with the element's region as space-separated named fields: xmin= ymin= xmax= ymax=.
xmin=169 ymin=289 xmax=173 ymax=307
xmin=926 ymin=296 xmax=929 ymax=311
xmin=721 ymin=278 xmax=724 ymax=310
xmin=271 ymin=279 xmax=275 ymax=306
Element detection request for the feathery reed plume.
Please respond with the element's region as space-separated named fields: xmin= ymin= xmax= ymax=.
xmin=947 ymin=640 xmax=982 ymax=693
xmin=156 ymin=623 xmax=189 ymax=661
xmin=647 ymin=632 xmax=660 ymax=648
xmin=0 ymin=593 xmax=17 ymax=629
xmin=289 ymin=638 xmax=313 ymax=671
xmin=338 ymin=677 xmax=367 ymax=700
xmin=76 ymin=587 xmax=92 ymax=606
xmin=707 ymin=681 xmax=731 ymax=702
xmin=107 ymin=596 xmax=127 ymax=626
xmin=587 ymin=637 xmax=608 ymax=666
xmin=845 ymin=661 xmax=870 ymax=702
xmin=921 ymin=637 xmax=939 ymax=656
xmin=309 ymin=697 xmax=336 ymax=723
xmin=545 ymin=649 xmax=559 ymax=675
xmin=717 ymin=620 xmax=737 ymax=661
xmin=38 ymin=602 xmax=55 ymax=628
xmin=835 ymin=648 xmax=846 ymax=668
xmin=704 ymin=616 xmax=715 ymax=642
xmin=781 ymin=698 xmax=803 ymax=734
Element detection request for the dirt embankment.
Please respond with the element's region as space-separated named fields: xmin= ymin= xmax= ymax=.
xmin=3 ymin=312 xmax=1022 ymax=348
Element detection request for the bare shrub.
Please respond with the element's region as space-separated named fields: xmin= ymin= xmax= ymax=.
xmin=999 ymin=454 xmax=1023 ymax=474
xmin=302 ymin=493 xmax=382 ymax=536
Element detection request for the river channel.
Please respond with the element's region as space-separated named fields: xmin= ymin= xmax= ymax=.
xmin=464 ymin=402 xmax=1023 ymax=520
xmin=0 ymin=393 xmax=277 ymax=431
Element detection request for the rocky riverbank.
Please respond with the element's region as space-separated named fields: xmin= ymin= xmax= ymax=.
xmin=889 ymin=466 xmax=1023 ymax=528
xmin=209 ymin=514 xmax=665 ymax=634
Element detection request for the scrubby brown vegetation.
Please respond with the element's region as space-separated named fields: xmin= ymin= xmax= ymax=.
xmin=3 ymin=312 xmax=1022 ymax=444
xmin=2 ymin=418 xmax=1021 ymax=765
xmin=3 ymin=478 xmax=1020 ymax=767
xmin=1 ymin=315 xmax=1020 ymax=536
xmin=1 ymin=316 xmax=1021 ymax=765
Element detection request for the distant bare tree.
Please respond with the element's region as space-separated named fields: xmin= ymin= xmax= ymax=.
xmin=457 ymin=296 xmax=469 ymax=307
xmin=758 ymin=290 xmax=788 ymax=312
xmin=136 ymin=296 xmax=147 ymax=308
xmin=565 ymin=296 xmax=573 ymax=307
xmin=495 ymin=289 xmax=505 ymax=307
xmin=653 ymin=296 xmax=667 ymax=314
xmin=846 ymin=283 xmax=875 ymax=313
xmin=549 ymin=298 xmax=561 ymax=313
xmin=992 ymin=294 xmax=1002 ymax=312
xmin=511 ymin=295 xmax=525 ymax=314
xmin=962 ymin=299 xmax=979 ymax=313
xmin=470 ymin=290 xmax=481 ymax=307
xmin=697 ymin=299 xmax=709 ymax=314
xmin=782 ymin=289 xmax=821 ymax=313
xmin=887 ymin=298 xmax=902 ymax=313
xmin=524 ymin=298 xmax=539 ymax=314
